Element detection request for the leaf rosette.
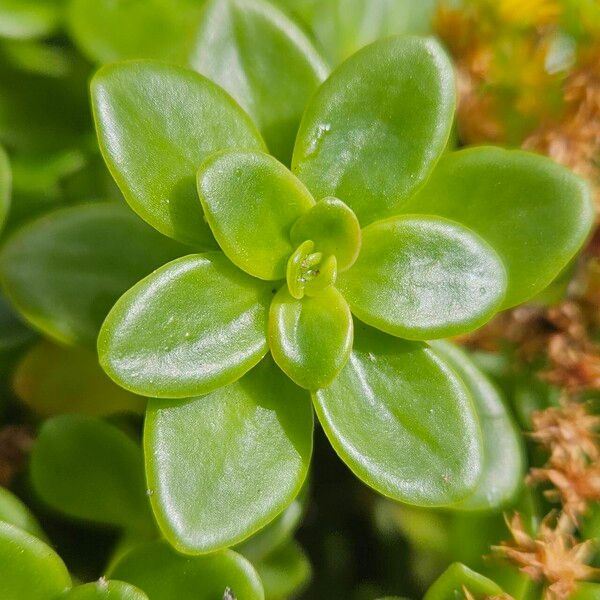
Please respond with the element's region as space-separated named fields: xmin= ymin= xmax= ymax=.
xmin=86 ymin=31 xmax=593 ymax=553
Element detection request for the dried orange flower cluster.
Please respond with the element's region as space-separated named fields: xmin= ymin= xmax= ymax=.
xmin=436 ymin=0 xmax=600 ymax=210
xmin=493 ymin=513 xmax=598 ymax=600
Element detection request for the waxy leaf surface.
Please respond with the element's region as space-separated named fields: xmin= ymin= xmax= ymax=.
xmin=145 ymin=357 xmax=313 ymax=553
xmin=30 ymin=415 xmax=153 ymax=533
xmin=269 ymin=286 xmax=353 ymax=389
xmin=91 ymin=61 xmax=265 ymax=246
xmin=110 ymin=542 xmax=264 ymax=600
xmin=0 ymin=203 xmax=187 ymax=346
xmin=431 ymin=341 xmax=525 ymax=510
xmin=292 ymin=36 xmax=455 ymax=226
xmin=15 ymin=341 xmax=144 ymax=417
xmin=0 ymin=522 xmax=70 ymax=600
xmin=313 ymin=324 xmax=482 ymax=505
xmin=403 ymin=147 xmax=594 ymax=307
xmin=99 ymin=252 xmax=272 ymax=398
xmin=338 ymin=216 xmax=507 ymax=340
xmin=290 ymin=197 xmax=361 ymax=271
xmin=197 ymin=151 xmax=314 ymax=280
xmin=60 ymin=581 xmax=149 ymax=600
xmin=192 ymin=0 xmax=328 ymax=163
xmin=68 ymin=0 xmax=205 ymax=64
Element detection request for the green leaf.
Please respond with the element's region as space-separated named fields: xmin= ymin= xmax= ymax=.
xmin=337 ymin=216 xmax=507 ymax=340
xmin=290 ymin=197 xmax=361 ymax=271
xmin=0 ymin=487 xmax=46 ymax=540
xmin=14 ymin=340 xmax=144 ymax=417
xmin=145 ymin=356 xmax=313 ymax=553
xmin=313 ymin=323 xmax=483 ymax=505
xmin=99 ymin=252 xmax=272 ymax=398
xmin=91 ymin=61 xmax=265 ymax=247
xmin=571 ymin=583 xmax=600 ymax=599
xmin=192 ymin=0 xmax=328 ymax=164
xmin=30 ymin=415 xmax=154 ymax=534
xmin=60 ymin=581 xmax=149 ymax=600
xmin=423 ymin=563 xmax=504 ymax=600
xmin=0 ymin=0 xmax=63 ymax=39
xmin=0 ymin=203 xmax=187 ymax=346
xmin=255 ymin=540 xmax=311 ymax=600
xmin=235 ymin=487 xmax=306 ymax=563
xmin=109 ymin=541 xmax=264 ymax=600
xmin=269 ymin=286 xmax=353 ymax=389
xmin=292 ymin=36 xmax=455 ymax=226
xmin=0 ymin=143 xmax=10 ymax=231
xmin=403 ymin=147 xmax=594 ymax=307
xmin=431 ymin=342 xmax=525 ymax=510
xmin=0 ymin=521 xmax=71 ymax=600
xmin=0 ymin=291 xmax=34 ymax=353
xmin=197 ymin=150 xmax=314 ymax=280
xmin=68 ymin=0 xmax=205 ymax=65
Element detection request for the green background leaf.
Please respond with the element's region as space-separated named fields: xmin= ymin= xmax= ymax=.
xmin=197 ymin=151 xmax=314 ymax=280
xmin=99 ymin=252 xmax=272 ymax=398
xmin=0 ymin=521 xmax=71 ymax=600
xmin=292 ymin=36 xmax=455 ymax=226
xmin=110 ymin=542 xmax=265 ymax=600
xmin=145 ymin=356 xmax=313 ymax=553
xmin=91 ymin=61 xmax=265 ymax=247
xmin=0 ymin=487 xmax=46 ymax=540
xmin=192 ymin=0 xmax=328 ymax=163
xmin=0 ymin=203 xmax=187 ymax=346
xmin=338 ymin=216 xmax=507 ymax=340
xmin=313 ymin=323 xmax=483 ymax=505
xmin=403 ymin=147 xmax=594 ymax=307
xmin=30 ymin=415 xmax=154 ymax=534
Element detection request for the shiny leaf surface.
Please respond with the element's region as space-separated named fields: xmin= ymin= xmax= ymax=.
xmin=91 ymin=61 xmax=265 ymax=246
xmin=338 ymin=216 xmax=507 ymax=340
xmin=99 ymin=252 xmax=272 ymax=398
xmin=292 ymin=36 xmax=455 ymax=226
xmin=269 ymin=286 xmax=353 ymax=389
xmin=0 ymin=487 xmax=46 ymax=540
xmin=145 ymin=357 xmax=313 ymax=553
xmin=60 ymin=581 xmax=149 ymax=600
xmin=313 ymin=323 xmax=483 ymax=505
xmin=423 ymin=563 xmax=504 ymax=600
xmin=197 ymin=151 xmax=314 ymax=280
xmin=403 ymin=147 xmax=594 ymax=307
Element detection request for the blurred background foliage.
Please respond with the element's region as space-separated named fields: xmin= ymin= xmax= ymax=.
xmin=0 ymin=0 xmax=599 ymax=598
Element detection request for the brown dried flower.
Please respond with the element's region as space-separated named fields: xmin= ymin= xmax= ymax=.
xmin=493 ymin=512 xmax=599 ymax=600
xmin=0 ymin=425 xmax=34 ymax=487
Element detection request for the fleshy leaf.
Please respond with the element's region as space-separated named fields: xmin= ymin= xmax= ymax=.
xmin=290 ymin=197 xmax=361 ymax=271
xmin=0 ymin=487 xmax=46 ymax=540
xmin=0 ymin=0 xmax=63 ymax=39
xmin=431 ymin=341 xmax=525 ymax=510
xmin=109 ymin=541 xmax=264 ymax=600
xmin=269 ymin=286 xmax=353 ymax=389
xmin=292 ymin=36 xmax=455 ymax=226
xmin=60 ymin=581 xmax=149 ymax=600
xmin=30 ymin=415 xmax=154 ymax=534
xmin=145 ymin=356 xmax=313 ymax=553
xmin=423 ymin=563 xmax=505 ymax=600
xmin=255 ymin=540 xmax=311 ymax=600
xmin=403 ymin=147 xmax=594 ymax=307
xmin=14 ymin=341 xmax=144 ymax=417
xmin=313 ymin=323 xmax=483 ymax=505
xmin=337 ymin=216 xmax=507 ymax=340
xmin=191 ymin=0 xmax=328 ymax=163
xmin=68 ymin=0 xmax=205 ymax=64
xmin=197 ymin=150 xmax=314 ymax=280
xmin=91 ymin=61 xmax=265 ymax=246
xmin=0 ymin=143 xmax=10 ymax=232
xmin=0 ymin=203 xmax=187 ymax=346
xmin=99 ymin=252 xmax=271 ymax=398
xmin=0 ymin=521 xmax=71 ymax=600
